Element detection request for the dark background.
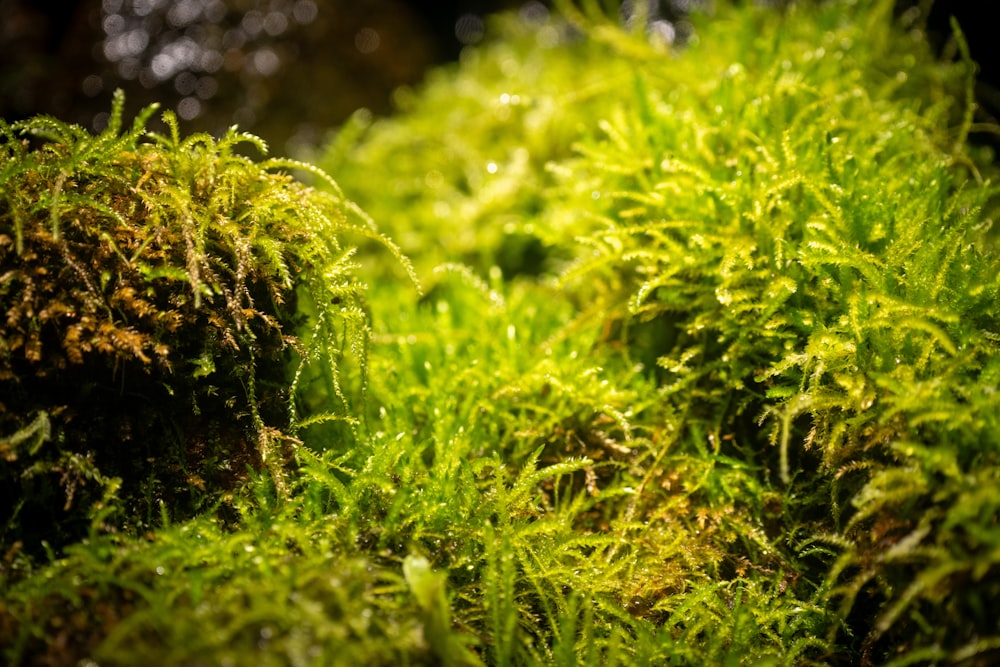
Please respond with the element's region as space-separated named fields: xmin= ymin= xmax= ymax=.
xmin=0 ymin=0 xmax=531 ymax=154
xmin=1 ymin=0 xmax=997 ymax=156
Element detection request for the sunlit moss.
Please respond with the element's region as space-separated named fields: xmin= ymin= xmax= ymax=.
xmin=3 ymin=1 xmax=1000 ymax=665
xmin=326 ymin=0 xmax=1000 ymax=662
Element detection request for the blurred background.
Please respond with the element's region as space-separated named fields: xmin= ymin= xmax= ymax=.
xmin=0 ymin=0 xmax=535 ymax=155
xmin=1 ymin=0 xmax=997 ymax=157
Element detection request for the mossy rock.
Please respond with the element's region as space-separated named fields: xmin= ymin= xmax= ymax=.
xmin=0 ymin=93 xmax=379 ymax=555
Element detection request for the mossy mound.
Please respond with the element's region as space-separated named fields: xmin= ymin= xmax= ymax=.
xmin=324 ymin=0 xmax=1000 ymax=662
xmin=0 ymin=92 xmax=380 ymax=555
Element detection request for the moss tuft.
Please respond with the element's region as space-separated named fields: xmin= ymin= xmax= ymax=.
xmin=0 ymin=91 xmax=388 ymax=555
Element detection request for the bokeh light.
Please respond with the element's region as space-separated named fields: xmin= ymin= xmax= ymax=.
xmin=95 ymin=0 xmax=321 ymax=125
xmin=2 ymin=1 xmax=997 ymax=157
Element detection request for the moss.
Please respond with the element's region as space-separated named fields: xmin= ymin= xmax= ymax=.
xmin=0 ymin=91 xmax=390 ymax=556
xmin=4 ymin=1 xmax=1000 ymax=666
xmin=539 ymin=4 xmax=1000 ymax=662
xmin=323 ymin=0 xmax=1000 ymax=662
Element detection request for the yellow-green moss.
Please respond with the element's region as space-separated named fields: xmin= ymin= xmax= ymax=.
xmin=4 ymin=2 xmax=1000 ymax=665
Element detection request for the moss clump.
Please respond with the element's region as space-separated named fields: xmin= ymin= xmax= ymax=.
xmin=0 ymin=91 xmax=386 ymax=555
xmin=323 ymin=0 xmax=1000 ymax=663
xmin=548 ymin=4 xmax=1000 ymax=661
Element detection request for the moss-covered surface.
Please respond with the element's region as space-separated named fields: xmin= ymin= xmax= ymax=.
xmin=0 ymin=92 xmax=394 ymax=554
xmin=3 ymin=1 xmax=1000 ymax=665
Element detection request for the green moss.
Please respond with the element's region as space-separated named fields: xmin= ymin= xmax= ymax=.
xmin=0 ymin=91 xmax=395 ymax=555
xmin=325 ymin=0 xmax=1000 ymax=662
xmin=4 ymin=1 xmax=1000 ymax=665
xmin=540 ymin=4 xmax=1000 ymax=661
